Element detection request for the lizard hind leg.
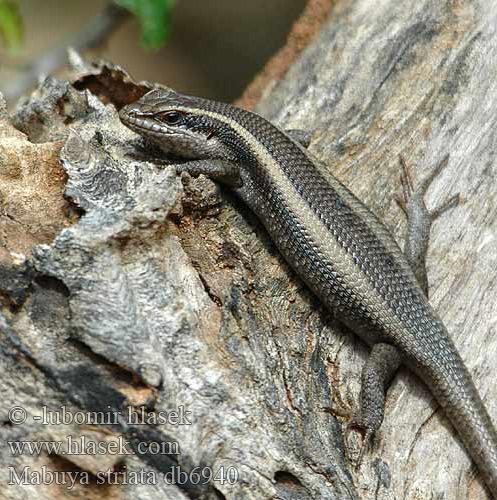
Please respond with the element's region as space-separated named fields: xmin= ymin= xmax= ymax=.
xmin=395 ymin=154 xmax=461 ymax=297
xmin=346 ymin=343 xmax=401 ymax=466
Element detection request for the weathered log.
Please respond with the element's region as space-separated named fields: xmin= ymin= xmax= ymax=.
xmin=1 ymin=1 xmax=496 ymax=499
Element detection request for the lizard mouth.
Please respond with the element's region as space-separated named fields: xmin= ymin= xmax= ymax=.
xmin=119 ymin=108 xmax=177 ymax=137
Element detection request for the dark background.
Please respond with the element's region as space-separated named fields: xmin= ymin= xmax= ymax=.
xmin=0 ymin=0 xmax=306 ymax=103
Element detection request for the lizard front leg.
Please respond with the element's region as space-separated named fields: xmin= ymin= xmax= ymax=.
xmin=174 ymin=159 xmax=242 ymax=188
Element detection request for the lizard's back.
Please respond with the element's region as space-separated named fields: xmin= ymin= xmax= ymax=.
xmin=206 ymin=100 xmax=497 ymax=495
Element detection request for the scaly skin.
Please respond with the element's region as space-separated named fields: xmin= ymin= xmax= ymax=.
xmin=120 ymin=88 xmax=497 ymax=497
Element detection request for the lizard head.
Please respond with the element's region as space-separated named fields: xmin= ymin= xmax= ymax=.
xmin=119 ymin=88 xmax=234 ymax=160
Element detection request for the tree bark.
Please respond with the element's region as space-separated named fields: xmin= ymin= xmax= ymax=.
xmin=1 ymin=1 xmax=497 ymax=499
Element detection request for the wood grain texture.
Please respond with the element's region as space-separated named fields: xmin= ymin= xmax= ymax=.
xmin=0 ymin=1 xmax=496 ymax=499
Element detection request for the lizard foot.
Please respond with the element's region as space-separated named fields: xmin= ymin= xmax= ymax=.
xmin=324 ymin=400 xmax=374 ymax=467
xmin=345 ymin=419 xmax=374 ymax=468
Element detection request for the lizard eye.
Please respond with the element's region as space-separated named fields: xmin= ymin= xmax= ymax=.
xmin=158 ymin=111 xmax=184 ymax=125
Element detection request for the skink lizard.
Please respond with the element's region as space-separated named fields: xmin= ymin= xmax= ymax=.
xmin=119 ymin=88 xmax=497 ymax=497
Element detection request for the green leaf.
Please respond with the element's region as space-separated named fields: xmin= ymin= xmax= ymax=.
xmin=0 ymin=0 xmax=23 ymax=54
xmin=115 ymin=0 xmax=175 ymax=49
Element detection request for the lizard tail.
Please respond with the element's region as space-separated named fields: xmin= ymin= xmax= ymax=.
xmin=413 ymin=342 xmax=497 ymax=497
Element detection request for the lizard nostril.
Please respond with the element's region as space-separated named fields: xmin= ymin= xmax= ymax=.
xmin=119 ymin=107 xmax=137 ymax=123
